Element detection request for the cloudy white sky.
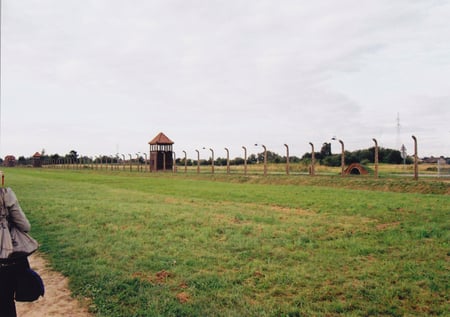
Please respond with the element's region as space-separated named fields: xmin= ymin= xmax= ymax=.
xmin=1 ymin=0 xmax=449 ymax=159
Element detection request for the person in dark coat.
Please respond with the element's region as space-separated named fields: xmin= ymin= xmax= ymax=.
xmin=0 ymin=188 xmax=31 ymax=317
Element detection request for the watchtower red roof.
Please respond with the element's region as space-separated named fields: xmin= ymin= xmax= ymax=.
xmin=148 ymin=132 xmax=174 ymax=145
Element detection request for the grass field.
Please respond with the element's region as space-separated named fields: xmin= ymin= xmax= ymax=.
xmin=5 ymin=168 xmax=449 ymax=316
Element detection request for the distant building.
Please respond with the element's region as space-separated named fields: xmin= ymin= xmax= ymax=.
xmin=32 ymin=152 xmax=42 ymax=167
xmin=422 ymin=156 xmax=440 ymax=164
xmin=437 ymin=157 xmax=446 ymax=165
xmin=148 ymin=132 xmax=174 ymax=172
xmin=3 ymin=155 xmax=16 ymax=167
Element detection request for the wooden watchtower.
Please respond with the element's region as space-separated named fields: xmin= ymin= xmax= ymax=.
xmin=148 ymin=132 xmax=174 ymax=172
xmin=32 ymin=152 xmax=42 ymax=168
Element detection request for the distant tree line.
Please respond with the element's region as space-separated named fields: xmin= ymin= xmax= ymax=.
xmin=175 ymin=144 xmax=412 ymax=167
xmin=3 ymin=145 xmax=414 ymax=167
xmin=301 ymin=143 xmax=412 ymax=167
xmin=1 ymin=150 xmax=127 ymax=166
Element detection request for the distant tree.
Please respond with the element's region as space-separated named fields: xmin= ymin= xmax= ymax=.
xmin=322 ymin=154 xmax=341 ymax=167
xmin=351 ymin=148 xmax=372 ymax=163
xmin=216 ymin=157 xmax=227 ymax=166
xmin=233 ymin=157 xmax=245 ymax=165
xmin=247 ymin=154 xmax=258 ymax=164
xmin=67 ymin=150 xmax=78 ymax=162
xmin=18 ymin=156 xmax=27 ymax=165
xmin=346 ymin=151 xmax=360 ymax=165
xmin=384 ymin=150 xmax=403 ymax=164
xmin=320 ymin=142 xmax=332 ymax=157
xmin=266 ymin=151 xmax=283 ymax=163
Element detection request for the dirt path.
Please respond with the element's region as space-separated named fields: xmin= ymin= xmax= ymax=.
xmin=16 ymin=253 xmax=93 ymax=317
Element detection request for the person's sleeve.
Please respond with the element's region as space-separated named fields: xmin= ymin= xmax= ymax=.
xmin=4 ymin=188 xmax=31 ymax=232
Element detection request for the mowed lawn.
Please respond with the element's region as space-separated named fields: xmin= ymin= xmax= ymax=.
xmin=6 ymin=168 xmax=449 ymax=317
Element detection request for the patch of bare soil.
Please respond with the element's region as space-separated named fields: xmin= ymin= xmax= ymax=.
xmin=16 ymin=253 xmax=93 ymax=317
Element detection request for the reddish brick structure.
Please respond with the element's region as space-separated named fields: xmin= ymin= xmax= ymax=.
xmin=344 ymin=163 xmax=369 ymax=175
xmin=32 ymin=152 xmax=42 ymax=167
xmin=148 ymin=132 xmax=174 ymax=172
xmin=3 ymin=155 xmax=16 ymax=167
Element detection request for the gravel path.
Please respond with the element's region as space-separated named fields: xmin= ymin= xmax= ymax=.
xmin=16 ymin=253 xmax=93 ymax=317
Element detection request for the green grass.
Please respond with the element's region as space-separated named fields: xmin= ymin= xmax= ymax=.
xmin=4 ymin=168 xmax=449 ymax=316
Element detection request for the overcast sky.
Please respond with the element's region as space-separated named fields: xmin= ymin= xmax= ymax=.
xmin=1 ymin=0 xmax=449 ymax=159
